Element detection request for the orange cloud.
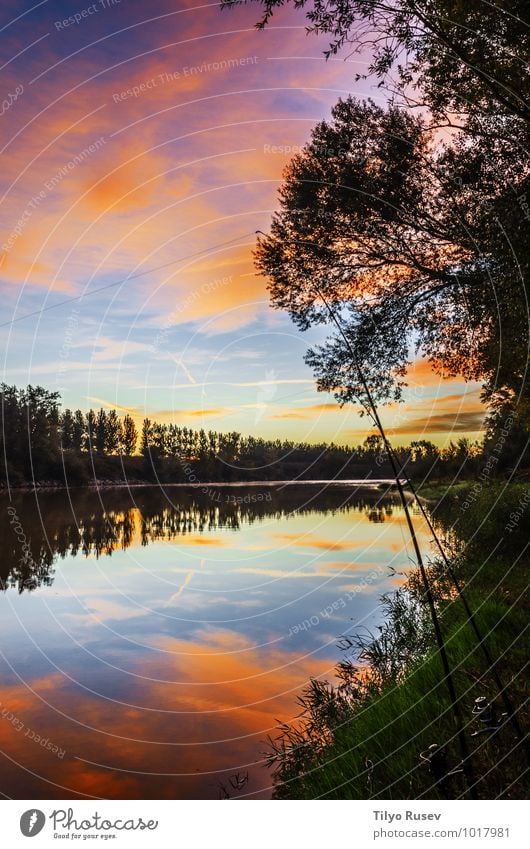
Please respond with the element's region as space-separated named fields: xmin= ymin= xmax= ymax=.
xmin=274 ymin=533 xmax=360 ymax=551
xmin=272 ymin=401 xmax=344 ymax=419
xmin=389 ymin=410 xmax=484 ymax=435
xmin=174 ymin=535 xmax=225 ymax=546
xmin=86 ymin=396 xmax=137 ymax=413
xmin=272 ymin=411 xmax=307 ymax=419
xmin=406 ymin=358 xmax=458 ymax=386
xmin=154 ymin=407 xmax=231 ymax=420
xmin=0 ymin=628 xmax=330 ymax=799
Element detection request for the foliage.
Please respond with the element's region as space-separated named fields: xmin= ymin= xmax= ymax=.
xmin=223 ymin=1 xmax=530 ymax=122
xmin=0 ymin=383 xmax=490 ymax=486
xmin=255 ymin=97 xmax=529 ymax=416
xmin=226 ymin=0 xmax=530 ymax=466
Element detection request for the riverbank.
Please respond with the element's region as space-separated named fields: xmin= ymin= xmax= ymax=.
xmin=266 ymin=481 xmax=529 ymax=799
xmin=409 ymin=480 xmax=473 ymax=503
xmin=1 ymin=478 xmax=397 ymax=495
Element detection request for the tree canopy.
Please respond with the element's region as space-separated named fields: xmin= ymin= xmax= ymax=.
xmin=226 ymin=0 xmax=529 ymax=448
xmin=255 ymin=97 xmax=529 ymax=411
xmin=224 ymin=0 xmax=530 ymax=123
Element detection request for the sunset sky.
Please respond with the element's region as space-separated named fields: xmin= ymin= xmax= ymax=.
xmin=0 ymin=0 xmax=484 ymax=446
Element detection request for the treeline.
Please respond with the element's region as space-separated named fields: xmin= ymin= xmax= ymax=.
xmin=0 ymin=382 xmax=509 ymax=487
xmin=0 ymin=384 xmax=137 ymax=484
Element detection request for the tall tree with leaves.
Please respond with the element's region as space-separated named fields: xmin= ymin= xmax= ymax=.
xmin=105 ymin=409 xmax=121 ymax=454
xmin=94 ymin=409 xmax=107 ymax=454
xmin=121 ymin=414 xmax=138 ymax=456
xmin=85 ymin=409 xmax=96 ymax=454
xmin=227 ymin=0 xmax=530 ymax=461
xmin=254 ymin=97 xmax=529 ymax=422
xmin=60 ymin=409 xmax=75 ymax=450
xmin=72 ymin=410 xmax=86 ymax=452
xmin=140 ymin=418 xmax=153 ymax=457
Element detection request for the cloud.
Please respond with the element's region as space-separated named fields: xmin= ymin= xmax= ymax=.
xmin=86 ymin=396 xmax=136 ymax=413
xmin=89 ymin=336 xmax=152 ymax=361
xmin=405 ymin=358 xmax=465 ymax=387
xmin=0 ymin=628 xmax=329 ymax=799
xmin=164 ymin=570 xmax=194 ymax=606
xmin=274 ymin=533 xmax=360 ymax=551
xmin=271 ymin=401 xmax=342 ymax=419
xmin=404 ymin=389 xmax=482 ymax=413
xmin=132 ymin=379 xmax=314 ymax=390
xmin=389 ymin=410 xmax=485 ymax=435
xmin=272 ymin=411 xmax=307 ymax=420
xmin=173 ymin=535 xmax=225 ymax=546
xmin=0 ymin=0 xmax=485 ymax=449
xmin=156 ymin=407 xmax=230 ymax=419
xmin=236 ymin=379 xmax=314 ymax=388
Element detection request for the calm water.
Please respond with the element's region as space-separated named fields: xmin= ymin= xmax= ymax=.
xmin=0 ymin=483 xmax=430 ymax=799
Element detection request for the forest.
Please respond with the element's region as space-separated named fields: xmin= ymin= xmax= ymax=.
xmin=0 ymin=382 xmax=501 ymax=486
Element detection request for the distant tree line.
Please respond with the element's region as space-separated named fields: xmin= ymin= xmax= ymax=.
xmin=0 ymin=382 xmax=519 ymax=487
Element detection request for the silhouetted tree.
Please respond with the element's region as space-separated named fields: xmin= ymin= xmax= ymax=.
xmin=72 ymin=410 xmax=86 ymax=451
xmin=95 ymin=409 xmax=107 ymax=453
xmin=86 ymin=409 xmax=96 ymax=454
xmin=60 ymin=409 xmax=75 ymax=450
xmin=140 ymin=418 xmax=153 ymax=456
xmin=105 ymin=409 xmax=121 ymax=454
xmin=121 ymin=414 xmax=138 ymax=456
xmin=0 ymin=383 xmax=513 ymax=485
xmin=225 ymin=1 xmax=530 ymax=123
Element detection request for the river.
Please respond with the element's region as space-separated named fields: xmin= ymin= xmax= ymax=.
xmin=0 ymin=482 xmax=430 ymax=799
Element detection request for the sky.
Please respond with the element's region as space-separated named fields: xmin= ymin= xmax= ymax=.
xmin=0 ymin=0 xmax=485 ymax=446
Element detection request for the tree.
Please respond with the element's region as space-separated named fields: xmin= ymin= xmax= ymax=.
xmin=60 ymin=409 xmax=75 ymax=450
xmin=207 ymin=430 xmax=218 ymax=461
xmin=224 ymin=1 xmax=530 ymax=123
xmin=255 ymin=97 xmax=529 ymax=416
xmin=105 ymin=409 xmax=121 ymax=454
xmin=0 ymin=385 xmax=61 ymax=480
xmin=228 ymin=0 xmax=530 ymax=451
xmin=94 ymin=409 xmax=107 ymax=453
xmin=363 ymin=434 xmax=384 ymax=455
xmin=482 ymin=390 xmax=530 ymax=472
xmin=197 ymin=428 xmax=209 ymax=463
xmin=152 ymin=422 xmax=168 ymax=457
xmin=72 ymin=410 xmax=86 ymax=451
xmin=85 ymin=409 xmax=96 ymax=454
xmin=121 ymin=414 xmax=138 ymax=456
xmin=140 ymin=418 xmax=153 ymax=456
xmin=23 ymin=386 xmax=61 ymax=477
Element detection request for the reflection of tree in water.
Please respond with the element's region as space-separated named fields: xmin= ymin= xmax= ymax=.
xmin=0 ymin=485 xmax=403 ymax=592
xmin=365 ymin=503 xmax=395 ymax=523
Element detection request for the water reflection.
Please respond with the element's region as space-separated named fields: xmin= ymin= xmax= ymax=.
xmin=1 ymin=485 xmax=402 ymax=593
xmin=0 ymin=483 xmax=428 ymax=799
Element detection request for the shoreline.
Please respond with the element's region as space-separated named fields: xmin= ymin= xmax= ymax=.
xmin=266 ymin=480 xmax=528 ymax=799
xmin=0 ymin=478 xmax=402 ymax=494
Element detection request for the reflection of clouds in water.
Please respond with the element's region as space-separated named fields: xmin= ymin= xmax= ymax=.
xmin=273 ymin=532 xmax=366 ymax=550
xmin=0 ymin=485 xmax=432 ymax=798
xmin=0 ymin=485 xmax=408 ymax=591
xmin=0 ymin=633 xmax=327 ymax=799
xmin=164 ymin=570 xmax=195 ymax=606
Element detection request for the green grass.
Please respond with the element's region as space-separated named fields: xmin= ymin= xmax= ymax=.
xmin=268 ymin=483 xmax=529 ymax=799
xmin=408 ymin=479 xmax=471 ymax=503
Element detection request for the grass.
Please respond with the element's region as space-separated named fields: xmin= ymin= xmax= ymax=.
xmin=411 ymin=480 xmax=472 ymax=503
xmin=267 ymin=482 xmax=529 ymax=799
